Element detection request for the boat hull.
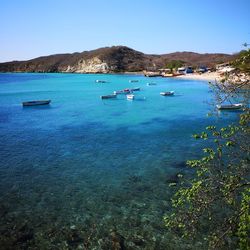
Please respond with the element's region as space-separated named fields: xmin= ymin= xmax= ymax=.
xmin=127 ymin=94 xmax=134 ymax=100
xmin=95 ymin=80 xmax=106 ymax=83
xmin=216 ymin=104 xmax=243 ymax=110
xmin=130 ymin=88 xmax=140 ymax=91
xmin=101 ymin=95 xmax=117 ymax=99
xmin=160 ymin=91 xmax=174 ymax=96
xmin=114 ymin=90 xmax=131 ymax=95
xmin=22 ymin=100 xmax=51 ymax=106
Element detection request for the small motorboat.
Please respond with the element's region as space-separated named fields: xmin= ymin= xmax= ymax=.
xmin=127 ymin=94 xmax=135 ymax=100
xmin=130 ymin=87 xmax=140 ymax=91
xmin=22 ymin=100 xmax=51 ymax=106
xmin=114 ymin=89 xmax=131 ymax=95
xmin=147 ymin=82 xmax=157 ymax=86
xmin=216 ymin=103 xmax=243 ymax=110
xmin=160 ymin=91 xmax=174 ymax=96
xmin=100 ymin=94 xmax=117 ymax=99
xmin=95 ymin=80 xmax=107 ymax=83
xmin=129 ymin=80 xmax=139 ymax=83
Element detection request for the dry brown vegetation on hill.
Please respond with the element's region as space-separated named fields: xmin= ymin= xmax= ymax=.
xmin=0 ymin=46 xmax=234 ymax=73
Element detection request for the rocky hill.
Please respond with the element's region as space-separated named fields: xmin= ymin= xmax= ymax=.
xmin=0 ymin=46 xmax=234 ymax=73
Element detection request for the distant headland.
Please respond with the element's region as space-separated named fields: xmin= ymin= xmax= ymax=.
xmin=0 ymin=46 xmax=235 ymax=73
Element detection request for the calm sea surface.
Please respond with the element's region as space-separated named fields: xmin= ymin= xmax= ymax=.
xmin=0 ymin=73 xmax=239 ymax=249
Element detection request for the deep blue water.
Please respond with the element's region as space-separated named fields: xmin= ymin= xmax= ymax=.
xmin=0 ymin=73 xmax=239 ymax=249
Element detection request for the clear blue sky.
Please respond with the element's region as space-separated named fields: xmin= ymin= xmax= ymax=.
xmin=1 ymin=0 xmax=250 ymax=62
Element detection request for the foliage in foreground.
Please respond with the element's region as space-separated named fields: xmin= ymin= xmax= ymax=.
xmin=164 ymin=110 xmax=250 ymax=249
xmin=233 ymin=49 xmax=250 ymax=74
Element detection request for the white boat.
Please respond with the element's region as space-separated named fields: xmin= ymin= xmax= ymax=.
xmin=100 ymin=94 xmax=117 ymax=99
xmin=216 ymin=103 xmax=243 ymax=110
xmin=127 ymin=94 xmax=135 ymax=100
xmin=22 ymin=100 xmax=51 ymax=106
xmin=147 ymin=82 xmax=157 ymax=86
xmin=160 ymin=91 xmax=174 ymax=96
xmin=95 ymin=80 xmax=107 ymax=83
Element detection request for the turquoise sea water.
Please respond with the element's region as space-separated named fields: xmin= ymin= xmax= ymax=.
xmin=0 ymin=73 xmax=239 ymax=249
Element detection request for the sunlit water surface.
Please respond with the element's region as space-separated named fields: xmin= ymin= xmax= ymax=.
xmin=0 ymin=73 xmax=239 ymax=249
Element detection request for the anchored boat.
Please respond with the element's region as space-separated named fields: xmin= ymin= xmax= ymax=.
xmin=130 ymin=87 xmax=140 ymax=91
xmin=100 ymin=94 xmax=117 ymax=99
xmin=127 ymin=94 xmax=135 ymax=100
xmin=160 ymin=91 xmax=174 ymax=96
xmin=95 ymin=80 xmax=107 ymax=83
xmin=114 ymin=87 xmax=140 ymax=95
xmin=114 ymin=89 xmax=131 ymax=95
xmin=216 ymin=103 xmax=243 ymax=110
xmin=22 ymin=100 xmax=51 ymax=106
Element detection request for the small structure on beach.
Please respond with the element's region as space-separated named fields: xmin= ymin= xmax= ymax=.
xmin=177 ymin=67 xmax=186 ymax=74
xmin=197 ymin=66 xmax=208 ymax=73
xmin=177 ymin=66 xmax=193 ymax=74
xmin=185 ymin=66 xmax=193 ymax=74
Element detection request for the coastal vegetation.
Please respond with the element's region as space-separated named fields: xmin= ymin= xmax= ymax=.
xmin=233 ymin=49 xmax=250 ymax=73
xmin=164 ymin=51 xmax=250 ymax=249
xmin=165 ymin=60 xmax=184 ymax=72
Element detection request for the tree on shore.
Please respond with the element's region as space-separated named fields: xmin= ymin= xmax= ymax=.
xmin=164 ymin=52 xmax=250 ymax=249
xmin=165 ymin=60 xmax=184 ymax=72
xmin=233 ymin=49 xmax=250 ymax=74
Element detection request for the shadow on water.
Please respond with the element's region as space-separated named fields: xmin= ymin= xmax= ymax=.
xmin=218 ymin=109 xmax=244 ymax=114
xmin=134 ymin=97 xmax=147 ymax=101
xmin=22 ymin=105 xmax=52 ymax=110
xmin=151 ymin=117 xmax=167 ymax=124
xmin=140 ymin=121 xmax=152 ymax=126
xmin=174 ymin=161 xmax=188 ymax=169
xmin=0 ymin=112 xmax=9 ymax=123
xmin=111 ymin=112 xmax=124 ymax=117
xmin=172 ymin=94 xmax=184 ymax=97
xmin=160 ymin=94 xmax=183 ymax=97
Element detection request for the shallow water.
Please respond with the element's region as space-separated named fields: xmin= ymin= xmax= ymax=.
xmin=0 ymin=73 xmax=239 ymax=249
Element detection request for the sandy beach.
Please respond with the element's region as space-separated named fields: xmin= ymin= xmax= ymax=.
xmin=176 ymin=72 xmax=222 ymax=82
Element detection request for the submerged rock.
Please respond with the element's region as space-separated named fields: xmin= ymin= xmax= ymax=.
xmin=67 ymin=228 xmax=84 ymax=248
xmin=165 ymin=173 xmax=183 ymax=184
xmin=174 ymin=161 xmax=188 ymax=169
xmin=110 ymin=230 xmax=125 ymax=250
xmin=132 ymin=234 xmax=146 ymax=247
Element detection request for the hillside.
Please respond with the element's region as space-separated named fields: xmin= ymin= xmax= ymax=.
xmin=0 ymin=46 xmax=234 ymax=73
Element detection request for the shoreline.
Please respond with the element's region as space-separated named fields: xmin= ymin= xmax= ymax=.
xmin=0 ymin=71 xmax=223 ymax=82
xmin=176 ymin=72 xmax=221 ymax=82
